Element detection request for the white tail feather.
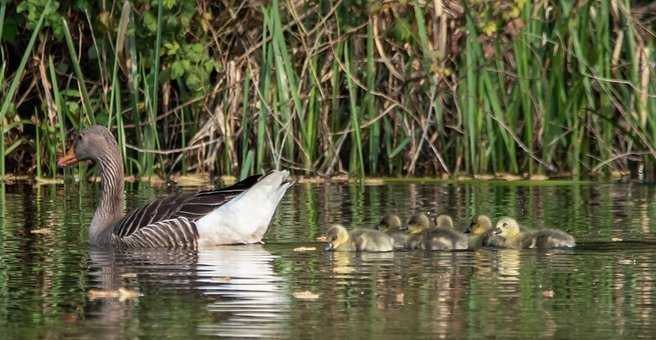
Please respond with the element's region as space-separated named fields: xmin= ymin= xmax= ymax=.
xmin=196 ymin=170 xmax=292 ymax=247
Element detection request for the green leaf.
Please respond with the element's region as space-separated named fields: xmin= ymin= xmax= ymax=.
xmin=391 ymin=17 xmax=413 ymax=43
xmin=16 ymin=2 xmax=28 ymax=13
xmin=66 ymin=101 xmax=79 ymax=114
xmin=171 ymin=60 xmax=185 ymax=79
xmin=203 ymin=60 xmax=217 ymax=72
xmin=164 ymin=0 xmax=176 ymax=10
xmin=143 ymin=11 xmax=157 ymax=32
xmin=164 ymin=41 xmax=180 ymax=56
xmin=75 ymin=0 xmax=90 ymax=11
xmin=185 ymin=72 xmax=201 ymax=91
xmin=388 ymin=137 xmax=411 ymax=159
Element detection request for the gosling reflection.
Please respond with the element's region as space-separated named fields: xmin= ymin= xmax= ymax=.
xmin=327 ymin=251 xmax=356 ymax=275
xmin=497 ymin=249 xmax=521 ymax=280
xmin=326 ymin=250 xmax=395 ymax=275
xmin=88 ymin=245 xmax=288 ymax=338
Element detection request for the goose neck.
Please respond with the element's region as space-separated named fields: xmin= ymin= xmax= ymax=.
xmin=89 ymin=151 xmax=125 ymax=245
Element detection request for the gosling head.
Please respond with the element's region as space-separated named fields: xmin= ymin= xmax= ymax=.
xmin=407 ymin=213 xmax=431 ymax=234
xmin=378 ymin=214 xmax=403 ymax=231
xmin=434 ymin=214 xmax=454 ymax=229
xmin=465 ymin=215 xmax=493 ymax=235
xmin=493 ymin=217 xmax=521 ymax=239
xmin=324 ymin=224 xmax=350 ymax=251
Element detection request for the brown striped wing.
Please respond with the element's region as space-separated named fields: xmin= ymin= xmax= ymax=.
xmin=113 ymin=217 xmax=199 ymax=249
xmin=112 ymin=175 xmax=262 ymax=238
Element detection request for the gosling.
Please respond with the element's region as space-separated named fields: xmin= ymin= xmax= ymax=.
xmin=464 ymin=214 xmax=507 ymax=249
xmin=408 ymin=213 xmax=468 ymax=251
xmin=433 ymin=214 xmax=455 ymax=229
xmin=324 ymin=224 xmax=395 ymax=252
xmin=407 ymin=213 xmax=433 ymax=234
xmin=493 ymin=217 xmax=575 ymax=249
xmin=376 ymin=214 xmax=409 ymax=250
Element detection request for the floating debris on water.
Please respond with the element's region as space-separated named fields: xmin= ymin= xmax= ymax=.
xmin=529 ymin=174 xmax=549 ymax=181
xmin=474 ymin=174 xmax=495 ymax=180
xmin=30 ymin=228 xmax=52 ymax=234
xmin=363 ymin=178 xmax=385 ymax=186
xmin=395 ymin=292 xmax=405 ymax=304
xmin=293 ymin=291 xmax=320 ymax=300
xmin=496 ymin=173 xmax=523 ymax=181
xmin=88 ymin=288 xmax=140 ymax=302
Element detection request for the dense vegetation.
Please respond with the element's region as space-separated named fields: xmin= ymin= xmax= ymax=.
xmin=0 ymin=0 xmax=654 ymax=180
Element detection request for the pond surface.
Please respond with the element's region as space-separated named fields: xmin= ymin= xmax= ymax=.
xmin=2 ymin=180 xmax=656 ymax=338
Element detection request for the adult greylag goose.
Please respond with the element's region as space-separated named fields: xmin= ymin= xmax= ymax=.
xmin=57 ymin=125 xmax=293 ymax=249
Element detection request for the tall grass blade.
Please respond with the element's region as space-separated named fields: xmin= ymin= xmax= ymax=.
xmin=0 ymin=0 xmax=51 ymax=177
xmin=344 ymin=42 xmax=364 ymax=178
xmin=48 ymin=58 xmax=66 ymax=151
xmin=62 ymin=18 xmax=94 ymax=125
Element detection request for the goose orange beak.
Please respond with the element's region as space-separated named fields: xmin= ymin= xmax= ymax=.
xmin=57 ymin=148 xmax=78 ymax=167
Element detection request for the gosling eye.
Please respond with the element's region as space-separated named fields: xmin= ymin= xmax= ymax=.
xmin=503 ymin=222 xmax=508 ymax=227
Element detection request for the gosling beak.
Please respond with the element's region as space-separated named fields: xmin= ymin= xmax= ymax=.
xmin=493 ymin=227 xmax=502 ymax=235
xmin=323 ymin=242 xmax=334 ymax=251
xmin=57 ymin=148 xmax=78 ymax=167
xmin=464 ymin=222 xmax=475 ymax=234
xmin=407 ymin=224 xmax=422 ymax=235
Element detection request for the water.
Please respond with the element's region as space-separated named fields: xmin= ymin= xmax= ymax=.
xmin=1 ymin=181 xmax=656 ymax=338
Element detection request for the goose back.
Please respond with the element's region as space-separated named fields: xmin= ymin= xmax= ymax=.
xmin=112 ymin=175 xmax=262 ymax=239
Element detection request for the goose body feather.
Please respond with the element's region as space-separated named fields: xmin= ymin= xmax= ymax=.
xmin=112 ymin=217 xmax=199 ymax=249
xmin=113 ymin=175 xmax=260 ymax=239
xmin=105 ymin=172 xmax=291 ymax=249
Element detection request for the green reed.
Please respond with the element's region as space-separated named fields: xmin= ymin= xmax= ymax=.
xmin=344 ymin=41 xmax=365 ymax=178
xmin=0 ymin=1 xmax=653 ymax=180
xmin=365 ymin=23 xmax=379 ymax=175
xmin=256 ymin=16 xmax=272 ymax=174
xmin=0 ymin=0 xmax=50 ymax=177
xmin=62 ymin=18 xmax=93 ymax=126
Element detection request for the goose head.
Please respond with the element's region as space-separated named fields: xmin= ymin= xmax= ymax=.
xmin=58 ymin=125 xmax=119 ymax=167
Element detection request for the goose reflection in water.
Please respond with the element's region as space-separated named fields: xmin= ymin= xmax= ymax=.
xmin=88 ymin=245 xmax=289 ymax=338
